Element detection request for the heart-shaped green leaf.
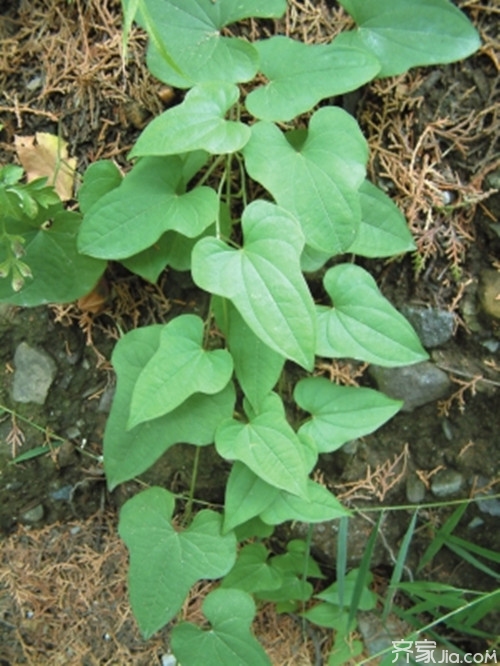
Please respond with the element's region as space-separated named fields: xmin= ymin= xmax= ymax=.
xmin=119 ymin=488 xmax=237 ymax=639
xmin=104 ymin=324 xmax=235 ymax=489
xmin=337 ymin=0 xmax=480 ymax=77
xmin=223 ymin=462 xmax=279 ymax=533
xmin=192 ymin=200 xmax=316 ymax=370
xmin=128 ymin=314 xmax=233 ymax=429
xmin=78 ymin=156 xmax=217 ymax=260
xmin=260 ymin=478 xmax=350 ymax=525
xmin=295 ymin=376 xmax=402 ymax=453
xmin=243 ymin=107 xmax=367 ymax=254
xmin=316 ymin=264 xmax=428 ymax=366
xmin=0 ymin=206 xmax=105 ymax=306
xmin=130 ymin=83 xmax=250 ymax=158
xmin=215 ymin=393 xmax=310 ymax=499
xmin=247 ymin=37 xmax=380 ymax=121
xmin=223 ymin=303 xmax=285 ymax=411
xmin=77 ymin=160 xmax=122 ymax=214
xmin=221 ymin=543 xmax=283 ymax=593
xmin=347 ymin=180 xmax=416 ymax=258
xmin=171 ymin=589 xmax=271 ymax=666
xmin=135 ymin=0 xmax=286 ymax=87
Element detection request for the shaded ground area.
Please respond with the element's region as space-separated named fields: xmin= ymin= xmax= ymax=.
xmin=0 ymin=0 xmax=499 ymax=663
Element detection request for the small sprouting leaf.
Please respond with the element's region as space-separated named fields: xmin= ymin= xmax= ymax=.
xmin=137 ymin=0 xmax=286 ymax=87
xmin=348 ymin=180 xmax=416 ymax=257
xmin=243 ymin=107 xmax=367 ymax=255
xmin=77 ymin=160 xmax=122 ymax=214
xmin=130 ymin=83 xmax=250 ymax=157
xmin=215 ymin=393 xmax=310 ymax=499
xmin=247 ymin=37 xmax=380 ymax=122
xmin=315 ymin=568 xmax=377 ymax=611
xmin=316 ymin=264 xmax=428 ymax=366
xmin=223 ymin=462 xmax=279 ymax=534
xmin=171 ymin=589 xmax=271 ymax=666
xmin=104 ymin=324 xmax=235 ymax=489
xmin=128 ymin=314 xmax=233 ymax=429
xmin=78 ymin=156 xmax=217 ymax=260
xmin=192 ymin=200 xmax=316 ymax=370
xmin=0 ymin=206 xmax=105 ymax=306
xmin=119 ymin=488 xmax=237 ymax=639
xmin=221 ymin=543 xmax=283 ymax=593
xmin=295 ymin=376 xmax=402 ymax=453
xmin=337 ymin=0 xmax=480 ymax=77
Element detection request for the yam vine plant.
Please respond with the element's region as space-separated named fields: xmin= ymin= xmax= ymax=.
xmin=0 ymin=0 xmax=481 ymax=663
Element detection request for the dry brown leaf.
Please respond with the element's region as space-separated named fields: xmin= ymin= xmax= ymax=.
xmin=14 ymin=132 xmax=77 ymax=201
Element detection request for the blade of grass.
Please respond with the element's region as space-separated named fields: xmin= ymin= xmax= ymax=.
xmin=347 ymin=512 xmax=382 ymax=630
xmin=337 ymin=515 xmax=348 ymax=610
xmin=417 ymin=502 xmax=467 ymax=572
xmin=382 ymin=510 xmax=418 ymax=621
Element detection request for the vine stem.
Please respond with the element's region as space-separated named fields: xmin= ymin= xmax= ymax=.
xmin=184 ymin=445 xmax=201 ymax=525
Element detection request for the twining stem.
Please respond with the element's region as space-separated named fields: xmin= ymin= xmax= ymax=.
xmin=184 ymin=445 xmax=201 ymax=525
xmin=196 ymin=153 xmax=226 ymax=188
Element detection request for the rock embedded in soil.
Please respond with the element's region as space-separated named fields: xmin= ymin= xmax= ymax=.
xmin=19 ymin=503 xmax=45 ymax=524
xmin=430 ymin=468 xmax=464 ymax=497
xmin=11 ymin=342 xmax=57 ymax=405
xmin=369 ymin=362 xmax=451 ymax=412
xmin=406 ymin=474 xmax=426 ymax=504
xmin=401 ymin=305 xmax=455 ymax=348
xmin=478 ymin=269 xmax=500 ymax=320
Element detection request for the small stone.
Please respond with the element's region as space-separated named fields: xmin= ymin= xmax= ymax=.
xmin=401 ymin=305 xmax=455 ymax=348
xmin=20 ymin=503 xmax=45 ymax=524
xmin=98 ymin=384 xmax=116 ymax=413
xmin=369 ymin=362 xmax=451 ymax=412
xmin=406 ymin=475 xmax=426 ymax=504
xmin=12 ymin=342 xmax=57 ymax=405
xmin=478 ymin=269 xmax=500 ymax=319
xmin=431 ymin=469 xmax=464 ymax=497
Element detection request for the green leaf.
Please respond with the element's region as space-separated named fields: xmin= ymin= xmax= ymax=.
xmin=0 ymin=207 xmax=105 ymax=306
xmin=137 ymin=0 xmax=286 ymax=87
xmin=171 ymin=588 xmax=271 ymax=666
xmin=192 ymin=200 xmax=316 ymax=370
xmin=221 ymin=543 xmax=283 ymax=593
xmin=260 ymin=478 xmax=350 ymax=525
xmin=130 ymin=83 xmax=250 ymax=158
xmin=348 ymin=180 xmax=416 ymax=257
xmin=316 ymin=264 xmax=428 ymax=366
xmin=77 ymin=160 xmax=122 ymax=214
xmin=224 ymin=303 xmax=285 ymax=411
xmin=119 ymin=488 xmax=237 ymax=639
xmin=295 ymin=376 xmax=402 ymax=453
xmin=247 ymin=37 xmax=380 ymax=122
xmin=243 ymin=108 xmax=367 ymax=254
xmin=337 ymin=0 xmax=480 ymax=77
xmin=316 ymin=569 xmax=377 ymax=611
xmin=128 ymin=314 xmax=233 ymax=429
xmin=215 ymin=393 xmax=310 ymax=499
xmin=104 ymin=325 xmax=235 ymax=489
xmin=223 ymin=462 xmax=279 ymax=534
xmin=122 ymin=207 xmax=231 ymax=281
xmin=78 ymin=156 xmax=217 ymax=260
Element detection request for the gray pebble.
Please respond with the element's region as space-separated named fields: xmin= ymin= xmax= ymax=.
xmin=20 ymin=503 xmax=45 ymax=524
xmin=12 ymin=342 xmax=57 ymax=405
xmin=401 ymin=305 xmax=455 ymax=348
xmin=431 ymin=469 xmax=464 ymax=497
xmin=369 ymin=362 xmax=451 ymax=412
xmin=406 ymin=475 xmax=426 ymax=504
